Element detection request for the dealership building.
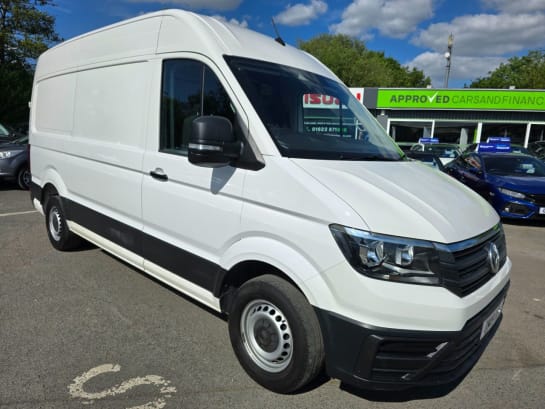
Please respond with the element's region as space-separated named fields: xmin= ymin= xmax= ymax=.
xmin=351 ymin=87 xmax=545 ymax=147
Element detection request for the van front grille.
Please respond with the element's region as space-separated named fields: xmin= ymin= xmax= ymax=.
xmin=436 ymin=225 xmax=507 ymax=297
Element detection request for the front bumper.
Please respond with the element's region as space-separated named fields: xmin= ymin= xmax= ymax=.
xmin=493 ymin=195 xmax=545 ymax=220
xmin=315 ymin=282 xmax=509 ymax=391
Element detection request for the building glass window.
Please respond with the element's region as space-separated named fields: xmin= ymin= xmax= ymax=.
xmin=481 ymin=123 xmax=526 ymax=145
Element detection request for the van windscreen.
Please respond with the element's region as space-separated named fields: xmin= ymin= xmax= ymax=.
xmin=225 ymin=56 xmax=402 ymax=161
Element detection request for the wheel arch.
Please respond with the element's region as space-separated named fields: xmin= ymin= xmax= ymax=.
xmin=218 ymin=236 xmax=330 ymax=314
xmin=36 ymin=167 xmax=69 ymax=205
xmin=219 ymin=260 xmax=298 ymax=313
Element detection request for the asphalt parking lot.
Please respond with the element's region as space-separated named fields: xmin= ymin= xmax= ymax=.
xmin=1 ymin=185 xmax=544 ymax=409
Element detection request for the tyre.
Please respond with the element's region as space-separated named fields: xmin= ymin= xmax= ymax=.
xmin=44 ymin=195 xmax=83 ymax=251
xmin=228 ymin=275 xmax=324 ymax=393
xmin=17 ymin=166 xmax=31 ymax=190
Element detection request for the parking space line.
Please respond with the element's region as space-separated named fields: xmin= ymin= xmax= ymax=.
xmin=0 ymin=210 xmax=38 ymax=217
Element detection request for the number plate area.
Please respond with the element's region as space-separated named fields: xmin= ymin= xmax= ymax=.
xmin=480 ymin=298 xmax=505 ymax=340
xmin=539 ymin=207 xmax=545 ymax=215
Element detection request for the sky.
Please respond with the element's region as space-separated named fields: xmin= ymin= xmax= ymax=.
xmin=47 ymin=0 xmax=545 ymax=88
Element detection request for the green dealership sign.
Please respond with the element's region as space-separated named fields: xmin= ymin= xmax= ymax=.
xmin=376 ymin=89 xmax=545 ymax=111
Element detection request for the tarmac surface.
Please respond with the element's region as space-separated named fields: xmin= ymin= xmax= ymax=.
xmin=1 ymin=185 xmax=544 ymax=409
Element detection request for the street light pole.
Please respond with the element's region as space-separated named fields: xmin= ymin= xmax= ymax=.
xmin=443 ymin=34 xmax=454 ymax=88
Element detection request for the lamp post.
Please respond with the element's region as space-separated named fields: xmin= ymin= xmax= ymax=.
xmin=443 ymin=34 xmax=454 ymax=88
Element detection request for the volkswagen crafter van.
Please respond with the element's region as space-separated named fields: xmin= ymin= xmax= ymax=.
xmin=29 ymin=9 xmax=511 ymax=394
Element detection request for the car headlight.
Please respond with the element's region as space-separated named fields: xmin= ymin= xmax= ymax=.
xmin=0 ymin=151 xmax=14 ymax=159
xmin=498 ymin=188 xmax=526 ymax=200
xmin=330 ymin=224 xmax=440 ymax=285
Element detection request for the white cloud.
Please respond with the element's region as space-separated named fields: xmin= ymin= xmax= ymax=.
xmin=124 ymin=0 xmax=243 ymax=11
xmin=411 ymin=12 xmax=545 ymax=57
xmin=407 ymin=52 xmax=506 ymax=87
xmin=330 ymin=0 xmax=434 ymax=39
xmin=274 ymin=0 xmax=328 ymax=26
xmin=211 ymin=14 xmax=248 ymax=28
xmin=481 ymin=0 xmax=545 ymax=13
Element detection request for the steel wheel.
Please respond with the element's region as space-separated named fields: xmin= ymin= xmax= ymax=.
xmin=48 ymin=205 xmax=63 ymax=242
xmin=228 ymin=275 xmax=324 ymax=393
xmin=44 ymin=195 xmax=83 ymax=251
xmin=17 ymin=167 xmax=31 ymax=190
xmin=240 ymin=299 xmax=293 ymax=373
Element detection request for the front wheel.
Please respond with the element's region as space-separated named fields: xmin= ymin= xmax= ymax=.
xmin=17 ymin=166 xmax=31 ymax=190
xmin=228 ymin=275 xmax=324 ymax=393
xmin=45 ymin=195 xmax=83 ymax=251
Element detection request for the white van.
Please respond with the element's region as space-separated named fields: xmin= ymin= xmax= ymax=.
xmin=29 ymin=10 xmax=511 ymax=393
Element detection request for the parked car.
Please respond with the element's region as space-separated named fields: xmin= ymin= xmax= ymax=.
xmin=463 ymin=143 xmax=531 ymax=155
xmin=410 ymin=142 xmax=461 ymax=165
xmin=445 ymin=152 xmax=545 ymax=219
xmin=0 ymin=121 xmax=24 ymax=143
xmin=405 ymin=150 xmax=445 ymax=171
xmin=0 ymin=135 xmax=30 ymax=189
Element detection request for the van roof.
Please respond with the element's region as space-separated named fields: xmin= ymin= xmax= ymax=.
xmin=35 ymin=9 xmax=337 ymax=82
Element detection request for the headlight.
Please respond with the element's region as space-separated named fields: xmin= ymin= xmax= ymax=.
xmin=0 ymin=151 xmax=14 ymax=159
xmin=498 ymin=188 xmax=526 ymax=200
xmin=330 ymin=224 xmax=440 ymax=285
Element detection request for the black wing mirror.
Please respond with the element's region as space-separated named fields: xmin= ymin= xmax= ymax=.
xmin=188 ymin=116 xmax=242 ymax=168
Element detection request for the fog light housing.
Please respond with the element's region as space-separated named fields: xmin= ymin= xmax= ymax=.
xmin=504 ymin=202 xmax=529 ymax=215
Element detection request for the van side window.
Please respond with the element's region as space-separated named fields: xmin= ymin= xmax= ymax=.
xmin=160 ymin=60 xmax=236 ymax=155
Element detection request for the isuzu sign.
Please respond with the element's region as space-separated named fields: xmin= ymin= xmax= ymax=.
xmin=303 ymin=94 xmax=342 ymax=109
xmin=376 ymin=89 xmax=545 ymax=111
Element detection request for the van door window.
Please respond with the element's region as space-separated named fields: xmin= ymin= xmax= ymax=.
xmin=160 ymin=59 xmax=236 ymax=155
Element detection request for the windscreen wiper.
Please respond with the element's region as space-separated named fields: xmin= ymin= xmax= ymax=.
xmin=338 ymin=154 xmax=403 ymax=161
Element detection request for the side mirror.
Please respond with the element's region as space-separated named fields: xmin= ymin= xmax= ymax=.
xmin=188 ymin=116 xmax=242 ymax=168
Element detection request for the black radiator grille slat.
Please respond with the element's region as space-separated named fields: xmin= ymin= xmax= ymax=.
xmin=438 ymin=226 xmax=507 ymax=297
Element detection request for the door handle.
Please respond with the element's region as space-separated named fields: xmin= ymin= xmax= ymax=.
xmin=149 ymin=168 xmax=168 ymax=181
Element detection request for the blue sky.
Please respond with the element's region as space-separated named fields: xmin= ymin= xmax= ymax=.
xmin=48 ymin=0 xmax=545 ymax=88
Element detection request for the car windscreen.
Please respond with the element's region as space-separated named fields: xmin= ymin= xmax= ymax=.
xmin=11 ymin=135 xmax=28 ymax=144
xmin=484 ymin=155 xmax=545 ymax=177
xmin=406 ymin=153 xmax=442 ymax=169
xmin=225 ymin=56 xmax=402 ymax=161
xmin=424 ymin=145 xmax=459 ymax=158
xmin=0 ymin=123 xmax=9 ymax=137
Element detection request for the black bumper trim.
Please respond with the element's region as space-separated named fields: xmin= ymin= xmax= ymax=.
xmin=29 ymin=181 xmax=41 ymax=204
xmin=315 ymin=282 xmax=509 ymax=390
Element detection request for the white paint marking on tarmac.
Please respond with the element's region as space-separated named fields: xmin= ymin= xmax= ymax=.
xmin=0 ymin=210 xmax=38 ymax=217
xmin=68 ymin=364 xmax=177 ymax=409
xmin=512 ymin=368 xmax=523 ymax=381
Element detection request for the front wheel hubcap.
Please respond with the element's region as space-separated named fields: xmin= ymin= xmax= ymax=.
xmin=48 ymin=206 xmax=63 ymax=241
xmin=240 ymin=300 xmax=293 ymax=373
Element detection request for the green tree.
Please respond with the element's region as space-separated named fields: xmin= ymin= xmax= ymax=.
xmin=298 ymin=34 xmax=431 ymax=88
xmin=0 ymin=0 xmax=61 ymax=124
xmin=470 ymin=50 xmax=545 ymax=89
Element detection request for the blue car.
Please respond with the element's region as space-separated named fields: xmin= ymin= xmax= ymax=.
xmin=445 ymin=152 xmax=545 ymax=219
